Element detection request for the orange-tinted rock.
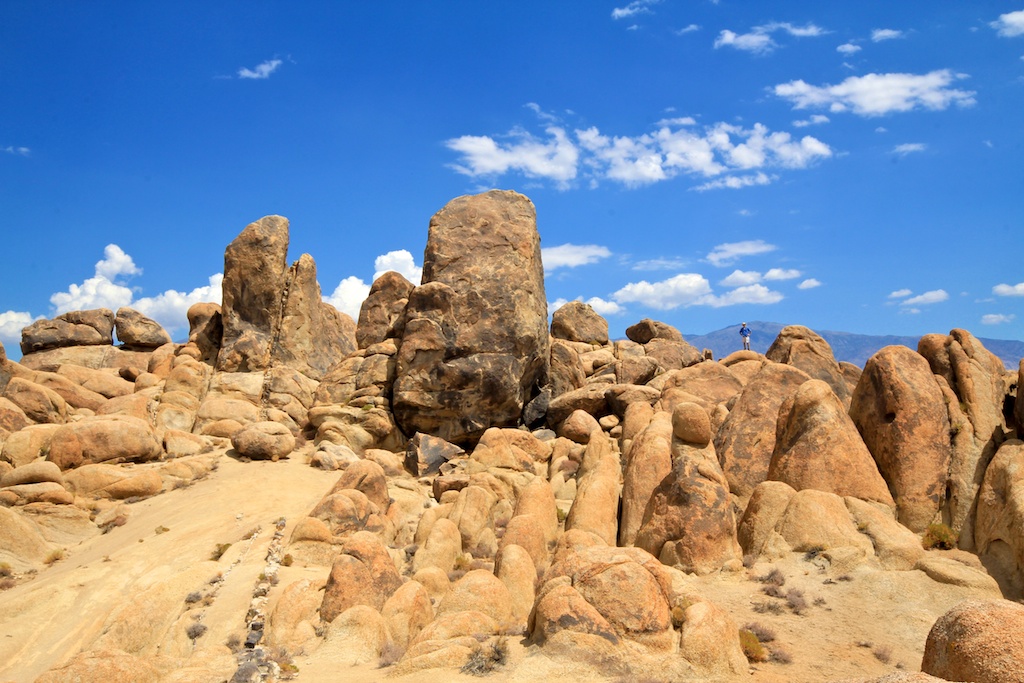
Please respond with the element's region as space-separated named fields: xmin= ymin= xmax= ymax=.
xmin=551 ymin=301 xmax=608 ymax=345
xmin=922 ymin=599 xmax=1024 ymax=683
xmin=766 ymin=324 xmax=850 ymax=406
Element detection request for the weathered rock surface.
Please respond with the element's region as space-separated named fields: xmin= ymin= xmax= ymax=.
xmin=231 ymin=421 xmax=295 ymax=461
xmin=922 ymin=599 xmax=1024 ymax=683
xmin=21 ymin=308 xmax=115 ymax=355
xmin=392 ymin=191 xmax=548 ymax=444
xmin=850 ymin=345 xmax=951 ymax=532
xmin=114 ymin=307 xmax=172 ymax=348
xmin=974 ymin=439 xmax=1024 ymax=599
xmin=356 ymin=270 xmax=415 ymax=349
xmin=625 ymin=319 xmax=684 ymax=344
xmin=766 ymin=324 xmax=851 ymax=406
xmin=551 ymin=301 xmax=609 ymax=345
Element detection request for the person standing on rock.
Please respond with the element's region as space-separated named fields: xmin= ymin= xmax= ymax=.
xmin=739 ymin=322 xmax=751 ymax=351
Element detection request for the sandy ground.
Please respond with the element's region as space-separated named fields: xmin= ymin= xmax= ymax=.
xmin=0 ymin=449 xmax=1005 ymax=683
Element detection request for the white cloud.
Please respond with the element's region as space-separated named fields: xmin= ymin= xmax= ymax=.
xmin=132 ymin=274 xmax=224 ymax=337
xmin=982 ymin=313 xmax=1015 ymax=325
xmin=994 ymin=282 xmax=1024 ymax=296
xmin=238 ymin=59 xmax=282 ymax=80
xmin=764 ymin=268 xmax=801 ymax=280
xmin=632 ymin=257 xmax=686 ymax=271
xmin=3 ymin=146 xmax=31 ymax=156
xmin=551 ymin=296 xmax=623 ymax=316
xmin=448 ymin=116 xmax=830 ymax=190
xmin=888 ymin=288 xmax=913 ymax=298
xmin=702 ymin=284 xmax=784 ymax=307
xmin=611 ymin=0 xmax=659 ymax=20
xmin=798 ymin=278 xmax=822 ymax=289
xmin=721 ymin=270 xmax=762 ymax=286
xmin=706 ymin=240 xmax=776 ymax=266
xmin=902 ymin=289 xmax=949 ymax=305
xmin=542 ymin=244 xmax=612 ymax=270
xmin=612 ymin=273 xmax=713 ymax=310
xmin=373 ymin=250 xmax=422 ymax=284
xmin=893 ymin=143 xmax=927 ymax=155
xmin=446 ymin=126 xmax=579 ymax=186
xmin=0 ymin=311 xmax=42 ymax=350
xmin=875 ymin=127 xmax=888 ymax=133
xmin=793 ymin=114 xmax=830 ymax=128
xmin=871 ymin=28 xmax=904 ymax=42
xmin=714 ymin=22 xmax=827 ymax=54
xmin=774 ymin=70 xmax=976 ymax=116
xmin=676 ymin=24 xmax=700 ymax=35
xmin=837 ymin=42 xmax=861 ymax=55
xmin=50 ymin=274 xmax=135 ymax=314
xmin=324 ymin=276 xmax=372 ymax=320
xmin=991 ymin=11 xmax=1024 ymax=37
xmin=95 ymin=244 xmax=142 ymax=281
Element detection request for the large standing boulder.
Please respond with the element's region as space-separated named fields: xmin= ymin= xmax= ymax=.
xmin=922 ymin=599 xmax=1024 ymax=683
xmin=714 ymin=362 xmax=810 ymax=504
xmin=918 ymin=329 xmax=1009 ymax=548
xmin=619 ymin=411 xmax=673 ymax=546
xmin=625 ymin=319 xmax=684 ymax=344
xmin=974 ymin=439 xmax=1024 ymax=599
xmin=551 ymin=301 xmax=608 ymax=345
xmin=564 ymin=433 xmax=620 ymax=546
xmin=392 ymin=191 xmax=549 ymax=444
xmin=114 ymin=307 xmax=172 ymax=348
xmin=850 ymin=345 xmax=951 ymax=532
xmin=769 ymin=380 xmax=895 ymax=508
xmin=186 ymin=302 xmax=222 ymax=363
xmin=20 ymin=308 xmax=115 ymax=355
xmin=766 ymin=325 xmax=850 ymax=406
xmin=356 ymin=270 xmax=415 ymax=349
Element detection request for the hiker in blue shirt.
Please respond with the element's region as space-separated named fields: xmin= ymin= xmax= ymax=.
xmin=739 ymin=322 xmax=751 ymax=350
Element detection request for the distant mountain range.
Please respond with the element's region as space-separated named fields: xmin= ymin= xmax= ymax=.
xmin=683 ymin=321 xmax=1024 ymax=370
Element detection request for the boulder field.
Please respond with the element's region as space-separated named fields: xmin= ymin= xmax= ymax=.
xmin=2 ymin=190 xmax=1023 ymax=683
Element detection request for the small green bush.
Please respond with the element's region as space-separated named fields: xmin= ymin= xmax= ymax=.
xmin=211 ymin=543 xmax=232 ymax=561
xmin=739 ymin=629 xmax=768 ymax=663
xmin=923 ymin=523 xmax=956 ymax=550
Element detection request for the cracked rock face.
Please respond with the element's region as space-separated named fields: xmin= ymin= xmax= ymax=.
xmin=392 ymin=190 xmax=549 ymax=445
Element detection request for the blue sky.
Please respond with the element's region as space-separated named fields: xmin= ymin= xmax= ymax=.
xmin=2 ymin=2 xmax=1023 ymax=359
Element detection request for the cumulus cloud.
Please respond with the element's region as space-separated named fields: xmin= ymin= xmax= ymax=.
xmin=611 ymin=0 xmax=659 ymax=20
xmin=793 ymin=114 xmax=830 ymax=128
xmin=542 ymin=244 xmax=612 ymax=270
xmin=95 ymin=244 xmax=142 ymax=281
xmin=706 ymin=239 xmax=776 ymax=266
xmin=764 ymin=268 xmax=801 ymax=280
xmin=871 ymin=28 xmax=904 ymax=42
xmin=324 ymin=250 xmax=425 ymax=319
xmin=3 ymin=146 xmax=30 ymax=156
xmin=994 ymin=282 xmax=1024 ymax=296
xmin=837 ymin=43 xmax=861 ymax=55
xmin=132 ymin=274 xmax=224 ymax=334
xmin=798 ymin=278 xmax=822 ymax=289
xmin=714 ymin=22 xmax=827 ymax=54
xmin=888 ymin=288 xmax=913 ymax=298
xmin=982 ymin=313 xmax=1015 ymax=325
xmin=992 ymin=10 xmax=1024 ymax=37
xmin=773 ymin=70 xmax=976 ymax=116
xmin=446 ymin=126 xmax=579 ymax=186
xmin=550 ymin=296 xmax=623 ymax=316
xmin=238 ymin=58 xmax=282 ymax=80
xmin=448 ymin=116 xmax=831 ymax=191
xmin=701 ymin=284 xmax=784 ymax=307
xmin=0 ymin=311 xmax=42 ymax=350
xmin=893 ymin=143 xmax=927 ymax=155
xmin=373 ymin=249 xmax=422 ymax=284
xmin=902 ymin=289 xmax=949 ymax=305
xmin=721 ymin=270 xmax=762 ymax=287
xmin=612 ymin=273 xmax=713 ymax=310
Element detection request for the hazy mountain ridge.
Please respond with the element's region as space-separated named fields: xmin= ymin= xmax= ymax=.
xmin=684 ymin=320 xmax=1024 ymax=369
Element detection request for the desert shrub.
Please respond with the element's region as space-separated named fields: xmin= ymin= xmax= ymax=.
xmin=786 ymin=589 xmax=808 ymax=615
xmin=101 ymin=515 xmax=127 ymax=534
xmin=814 ymin=597 xmax=827 ymax=607
xmin=739 ymin=629 xmax=768 ymax=663
xmin=741 ymin=554 xmax=757 ymax=569
xmin=0 ymin=578 xmax=16 ymax=591
xmin=0 ymin=562 xmax=13 ymax=578
xmin=281 ymin=553 xmax=294 ymax=567
xmin=378 ymin=641 xmax=405 ymax=668
xmin=269 ymin=646 xmax=298 ymax=675
xmin=225 ymin=633 xmax=243 ymax=652
xmin=873 ymin=645 xmax=893 ymax=664
xmin=762 ymin=585 xmax=785 ymax=599
xmin=155 ymin=525 xmax=170 ymax=535
xmin=184 ymin=591 xmax=203 ymax=604
xmin=758 ymin=568 xmax=785 ymax=586
xmin=771 ymin=645 xmax=793 ymax=664
xmin=211 ymin=543 xmax=232 ymax=561
xmin=837 ymin=574 xmax=853 ymax=582
xmin=752 ymin=600 xmax=784 ymax=615
xmin=186 ymin=622 xmax=208 ymax=640
xmin=454 ymin=553 xmax=473 ymax=571
xmin=743 ymin=622 xmax=776 ymax=643
xmin=447 ymin=569 xmax=467 ymax=583
xmin=922 ymin=523 xmax=956 ymax=550
xmin=242 ymin=527 xmax=259 ymax=540
xmin=44 ymin=549 xmax=64 ymax=565
xmin=460 ymin=637 xmax=508 ymax=676
xmin=803 ymin=545 xmax=825 ymax=561
xmin=556 ymin=507 xmax=568 ymax=523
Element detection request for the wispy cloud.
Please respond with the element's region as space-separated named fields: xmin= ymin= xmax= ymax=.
xmin=721 ymin=270 xmax=762 ymax=286
xmin=611 ymin=0 xmax=659 ymax=20
xmin=798 ymin=278 xmax=822 ymax=289
xmin=837 ymin=42 xmax=861 ymax=55
xmin=893 ymin=143 xmax=927 ymax=155
xmin=991 ymin=11 xmax=1024 ymax=37
xmin=792 ymin=114 xmax=830 ymax=128
xmin=676 ymin=24 xmax=700 ymax=35
xmin=902 ymin=289 xmax=948 ymax=305
xmin=994 ymin=282 xmax=1024 ymax=296
xmin=551 ymin=296 xmax=623 ymax=316
xmin=3 ymin=146 xmax=31 ymax=156
xmin=0 ymin=311 xmax=43 ymax=350
xmin=764 ymin=268 xmax=801 ymax=280
xmin=706 ymin=240 xmax=776 ymax=267
xmin=871 ymin=28 xmax=904 ymax=42
xmin=238 ymin=58 xmax=283 ymax=80
xmin=447 ymin=114 xmax=831 ymax=191
xmin=982 ymin=313 xmax=1015 ymax=325
xmin=714 ymin=22 xmax=827 ymax=55
xmin=774 ymin=70 xmax=976 ymax=116
xmin=888 ymin=288 xmax=913 ymax=298
xmin=542 ymin=244 xmax=612 ymax=270
xmin=632 ymin=257 xmax=687 ymax=271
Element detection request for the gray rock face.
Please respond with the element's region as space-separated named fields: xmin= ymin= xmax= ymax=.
xmin=392 ymin=191 xmax=549 ymax=445
xmin=551 ymin=301 xmax=608 ymax=345
xmin=216 ymin=216 xmax=356 ymax=380
xmin=21 ymin=309 xmax=115 ymax=355
xmin=114 ymin=307 xmax=172 ymax=348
